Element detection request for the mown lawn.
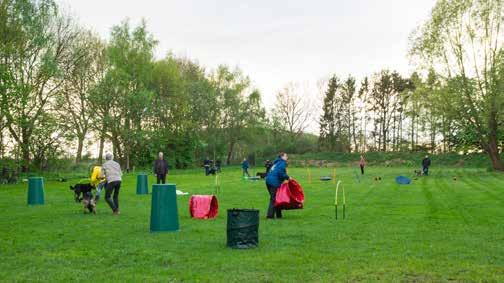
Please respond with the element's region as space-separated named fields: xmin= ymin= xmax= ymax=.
xmin=1 ymin=166 xmax=503 ymax=282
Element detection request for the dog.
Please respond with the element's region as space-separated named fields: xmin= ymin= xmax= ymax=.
xmin=414 ymin=170 xmax=424 ymax=177
xmin=70 ymin=183 xmax=96 ymax=214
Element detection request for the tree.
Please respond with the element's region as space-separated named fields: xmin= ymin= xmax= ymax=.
xmin=0 ymin=0 xmax=78 ymax=170
xmin=55 ymin=30 xmax=106 ymax=163
xmin=368 ymin=70 xmax=406 ymax=151
xmin=319 ymin=76 xmax=339 ymax=151
xmin=275 ymin=82 xmax=313 ymax=140
xmin=411 ymin=0 xmax=504 ymax=170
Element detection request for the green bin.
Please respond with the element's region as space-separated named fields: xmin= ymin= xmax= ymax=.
xmin=136 ymin=174 xmax=149 ymax=195
xmin=227 ymin=209 xmax=259 ymax=249
xmin=150 ymin=184 xmax=179 ymax=232
xmin=27 ymin=177 xmax=45 ymax=205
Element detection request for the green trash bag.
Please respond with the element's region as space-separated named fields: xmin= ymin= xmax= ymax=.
xmin=227 ymin=209 xmax=259 ymax=249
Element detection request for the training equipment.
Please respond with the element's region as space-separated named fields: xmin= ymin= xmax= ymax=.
xmin=306 ymin=167 xmax=312 ymax=183
xmin=248 ymin=176 xmax=261 ymax=181
xmin=227 ymin=209 xmax=259 ymax=249
xmin=27 ymin=177 xmax=45 ymax=205
xmin=136 ymin=174 xmax=149 ymax=195
xmin=275 ymin=179 xmax=304 ymax=210
xmin=150 ymin=184 xmax=179 ymax=232
xmin=189 ymin=195 xmax=218 ymax=219
xmin=320 ymin=176 xmax=332 ymax=181
xmin=396 ymin=176 xmax=412 ymax=185
xmin=214 ymin=174 xmax=221 ymax=194
xmin=335 ymin=181 xmax=346 ymax=220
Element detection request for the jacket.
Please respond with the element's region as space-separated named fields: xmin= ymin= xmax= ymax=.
xmin=90 ymin=166 xmax=106 ymax=187
xmin=242 ymin=160 xmax=249 ymax=169
xmin=101 ymin=160 xmax=122 ymax=183
xmin=266 ymin=157 xmax=290 ymax=188
xmin=422 ymin=158 xmax=431 ymax=167
xmin=153 ymin=159 xmax=168 ymax=175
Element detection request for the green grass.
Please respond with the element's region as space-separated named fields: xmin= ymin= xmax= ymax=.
xmin=1 ymin=166 xmax=504 ymax=282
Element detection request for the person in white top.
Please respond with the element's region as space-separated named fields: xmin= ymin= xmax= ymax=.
xmin=101 ymin=153 xmax=123 ymax=215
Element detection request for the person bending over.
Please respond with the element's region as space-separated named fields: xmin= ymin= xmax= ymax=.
xmin=265 ymin=152 xmax=290 ymax=219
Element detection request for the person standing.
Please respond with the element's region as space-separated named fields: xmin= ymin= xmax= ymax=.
xmin=265 ymin=152 xmax=290 ymax=219
xmin=242 ymin=158 xmax=250 ymax=177
xmin=101 ymin=153 xmax=122 ymax=215
xmin=153 ymin=152 xmax=169 ymax=184
xmin=203 ymin=157 xmax=211 ymax=176
xmin=422 ymin=155 xmax=432 ymax=176
xmin=359 ymin=155 xmax=366 ymax=175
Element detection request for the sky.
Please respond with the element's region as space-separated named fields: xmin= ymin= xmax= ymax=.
xmin=58 ymin=0 xmax=436 ymax=110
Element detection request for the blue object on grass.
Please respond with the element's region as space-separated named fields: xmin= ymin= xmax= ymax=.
xmin=396 ymin=176 xmax=411 ymax=185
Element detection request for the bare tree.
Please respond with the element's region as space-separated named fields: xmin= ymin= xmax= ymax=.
xmin=274 ymin=82 xmax=313 ymax=139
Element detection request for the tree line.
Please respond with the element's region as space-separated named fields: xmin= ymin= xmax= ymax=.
xmin=0 ymin=0 xmax=503 ymax=171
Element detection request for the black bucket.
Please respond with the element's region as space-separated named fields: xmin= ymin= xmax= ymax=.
xmin=227 ymin=209 xmax=259 ymax=249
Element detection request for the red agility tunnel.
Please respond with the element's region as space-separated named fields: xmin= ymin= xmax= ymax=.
xmin=275 ymin=179 xmax=305 ymax=210
xmin=189 ymin=195 xmax=219 ymax=219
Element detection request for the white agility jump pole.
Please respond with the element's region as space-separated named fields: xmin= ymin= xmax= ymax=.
xmin=214 ymin=173 xmax=221 ymax=195
xmin=335 ymin=180 xmax=346 ymax=220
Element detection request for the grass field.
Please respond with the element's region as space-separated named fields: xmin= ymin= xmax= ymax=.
xmin=1 ymin=166 xmax=504 ymax=282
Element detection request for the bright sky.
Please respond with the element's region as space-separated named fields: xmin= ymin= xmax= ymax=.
xmin=58 ymin=0 xmax=436 ymax=110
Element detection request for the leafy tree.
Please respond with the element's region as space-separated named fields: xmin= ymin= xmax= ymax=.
xmin=411 ymin=0 xmax=504 ymax=170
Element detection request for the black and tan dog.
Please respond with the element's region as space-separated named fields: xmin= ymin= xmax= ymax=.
xmin=70 ymin=183 xmax=96 ymax=214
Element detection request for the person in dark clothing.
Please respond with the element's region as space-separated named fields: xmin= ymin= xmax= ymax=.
xmin=265 ymin=152 xmax=290 ymax=219
xmin=359 ymin=155 xmax=366 ymax=175
xmin=265 ymin=160 xmax=273 ymax=173
xmin=422 ymin=155 xmax=431 ymax=176
xmin=215 ymin=160 xmax=222 ymax=172
xmin=203 ymin=158 xmax=211 ymax=176
xmin=153 ymin=152 xmax=169 ymax=184
xmin=242 ymin=158 xmax=250 ymax=177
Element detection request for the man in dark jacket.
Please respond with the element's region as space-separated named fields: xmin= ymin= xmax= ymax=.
xmin=265 ymin=152 xmax=290 ymax=219
xmin=153 ymin=152 xmax=169 ymax=184
xmin=422 ymin=155 xmax=431 ymax=176
xmin=203 ymin=158 xmax=211 ymax=176
xmin=242 ymin=158 xmax=250 ymax=177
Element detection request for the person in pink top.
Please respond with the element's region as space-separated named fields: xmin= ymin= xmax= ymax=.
xmin=359 ymin=155 xmax=366 ymax=175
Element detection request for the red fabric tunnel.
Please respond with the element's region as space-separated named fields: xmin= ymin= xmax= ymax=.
xmin=275 ymin=179 xmax=305 ymax=210
xmin=189 ymin=195 xmax=219 ymax=219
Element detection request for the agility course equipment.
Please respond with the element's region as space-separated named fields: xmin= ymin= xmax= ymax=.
xmin=150 ymin=184 xmax=179 ymax=232
xmin=214 ymin=174 xmax=221 ymax=195
xmin=395 ymin=176 xmax=412 ymax=185
xmin=334 ymin=181 xmax=346 ymax=220
xmin=227 ymin=209 xmax=259 ymax=249
xmin=136 ymin=174 xmax=149 ymax=195
xmin=27 ymin=177 xmax=45 ymax=205
xmin=275 ymin=179 xmax=304 ymax=210
xmin=189 ymin=195 xmax=218 ymax=219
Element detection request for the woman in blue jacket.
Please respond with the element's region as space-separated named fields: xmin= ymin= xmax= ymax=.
xmin=265 ymin=152 xmax=290 ymax=219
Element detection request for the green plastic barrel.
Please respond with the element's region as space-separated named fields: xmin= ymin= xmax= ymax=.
xmin=227 ymin=209 xmax=259 ymax=249
xmin=136 ymin=174 xmax=149 ymax=195
xmin=150 ymin=184 xmax=179 ymax=232
xmin=27 ymin=177 xmax=45 ymax=205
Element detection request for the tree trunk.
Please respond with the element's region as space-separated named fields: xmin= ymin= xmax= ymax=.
xmin=98 ymin=133 xmax=105 ymax=163
xmin=487 ymin=112 xmax=504 ymax=171
xmin=226 ymin=140 xmax=235 ymax=165
xmin=487 ymin=136 xmax=504 ymax=171
xmin=76 ymin=136 xmax=84 ymax=163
